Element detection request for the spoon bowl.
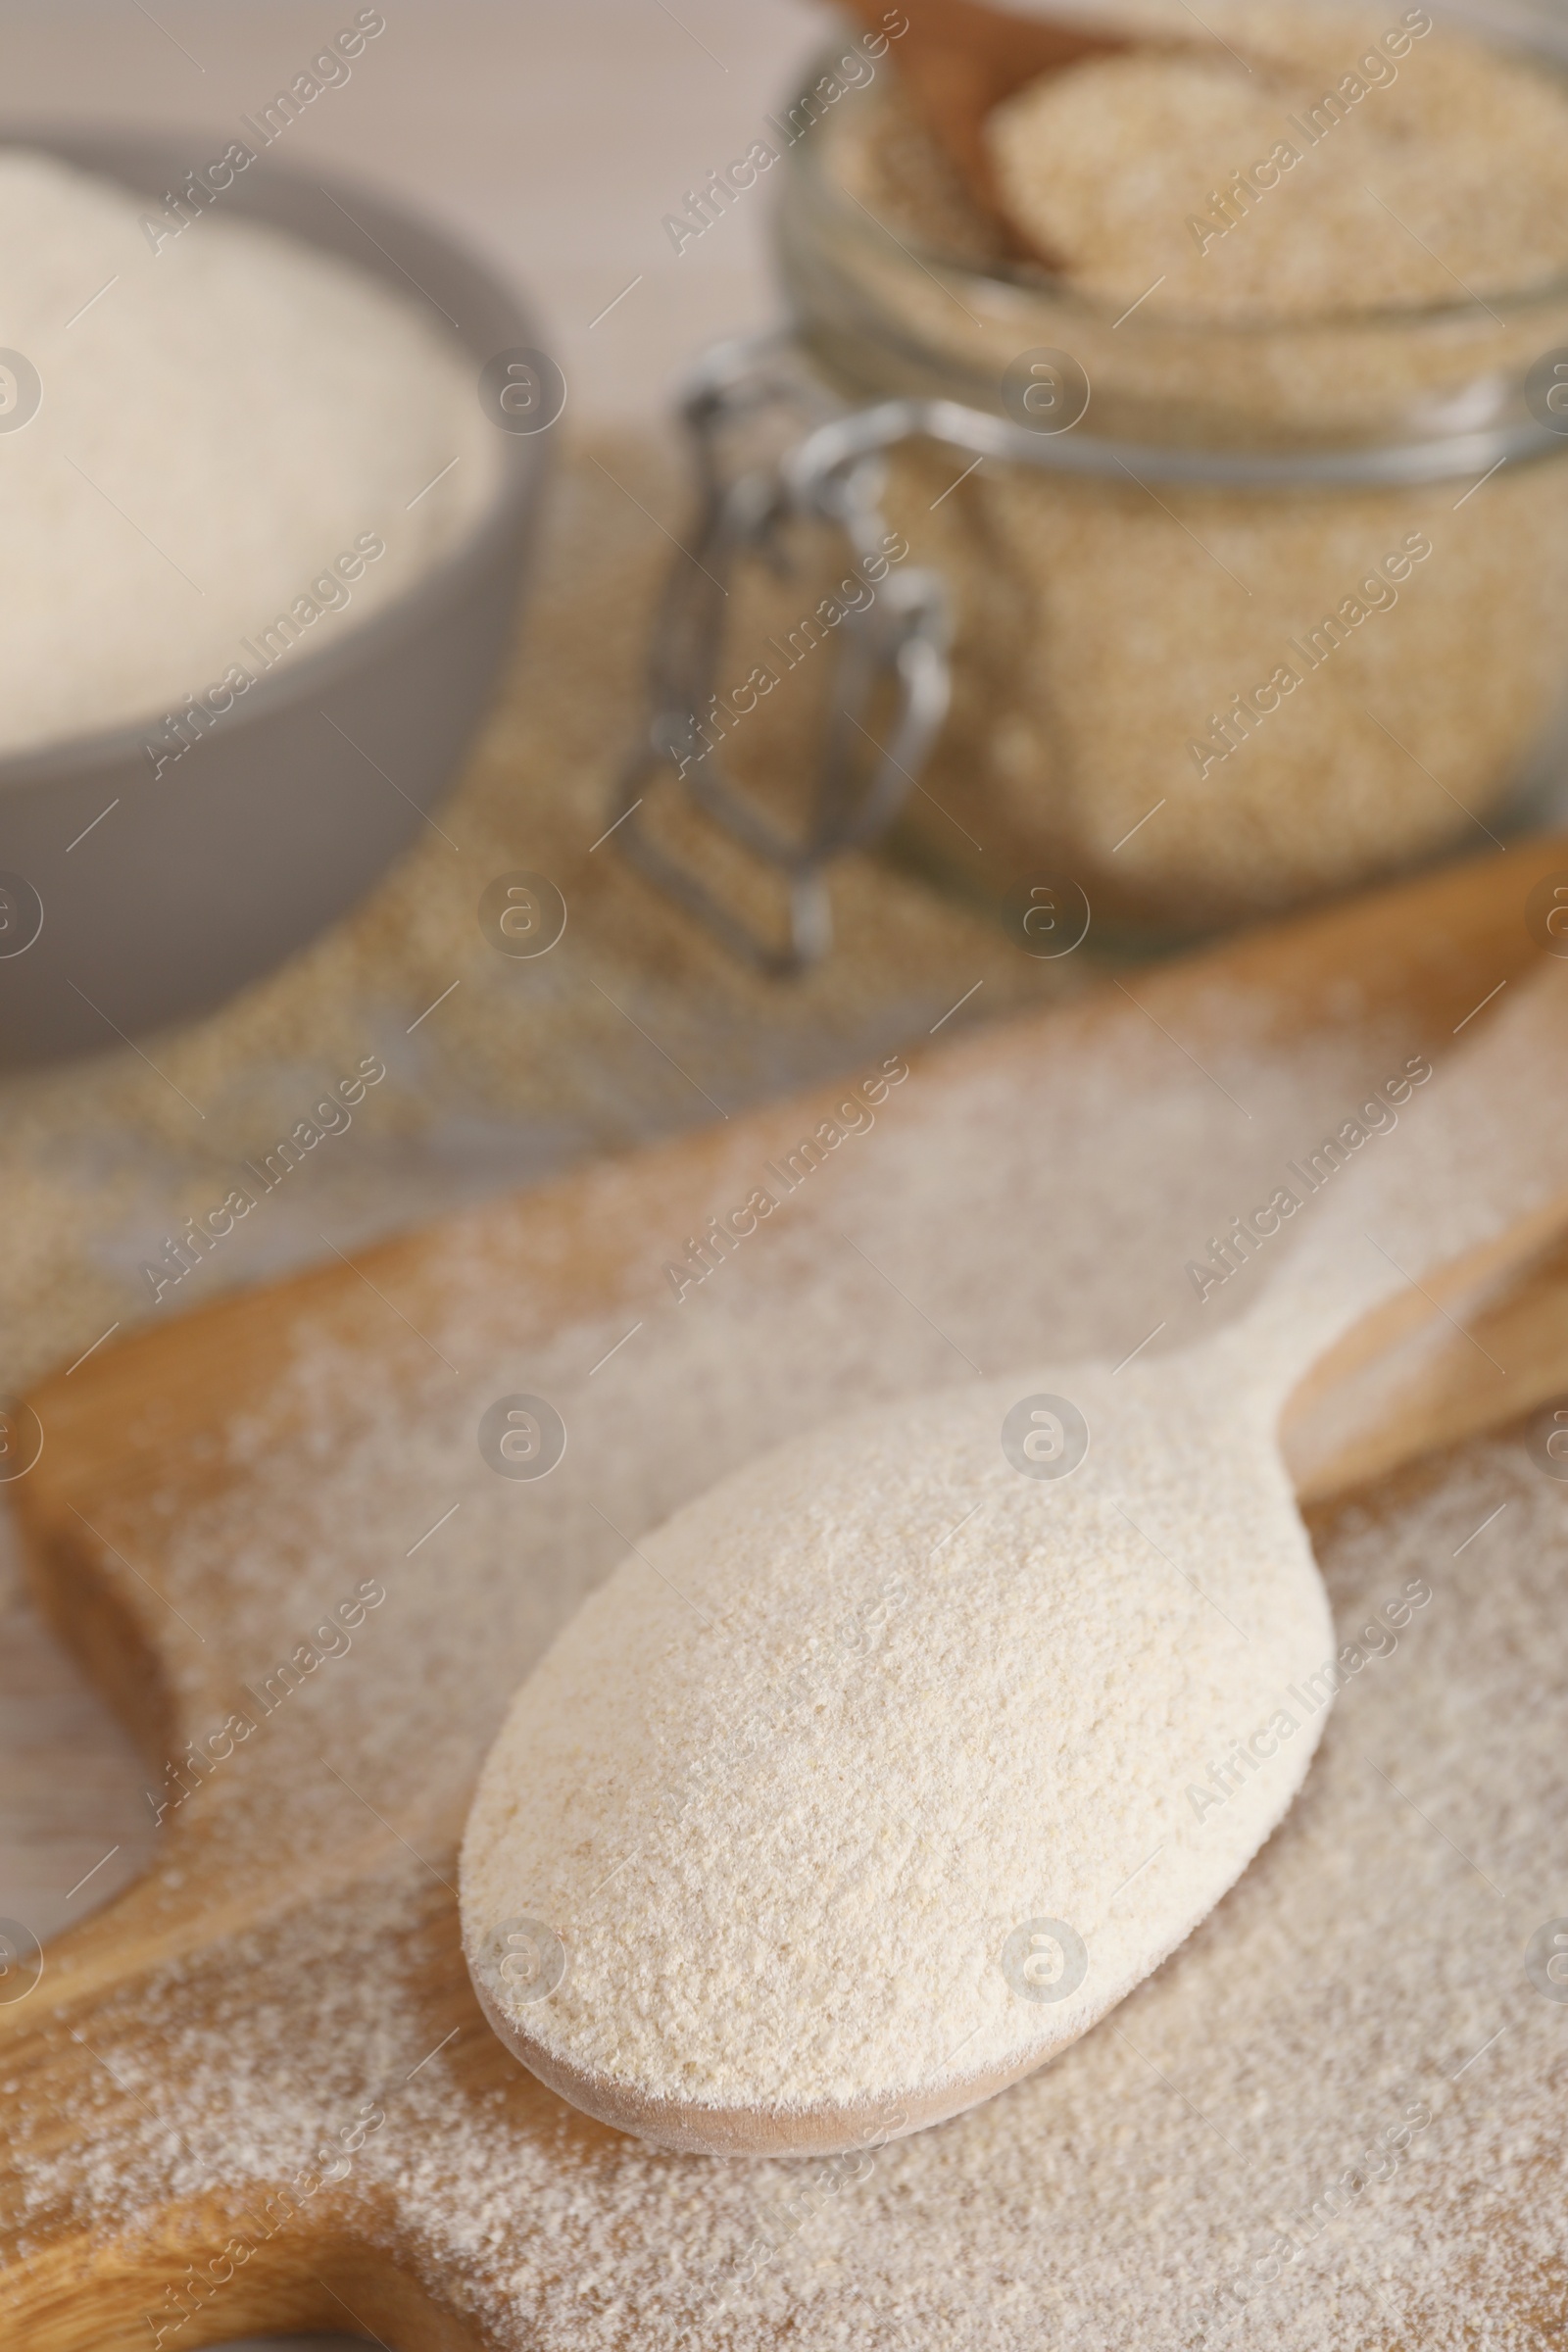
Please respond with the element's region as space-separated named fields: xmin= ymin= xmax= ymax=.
xmin=463 ymin=966 xmax=1568 ymax=2155
xmin=466 ymin=1342 xmax=1328 ymax=2153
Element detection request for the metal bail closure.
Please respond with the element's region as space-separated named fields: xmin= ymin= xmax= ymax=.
xmin=609 ymin=335 xmax=953 ymax=977
xmin=609 ymin=323 xmax=1565 ymax=973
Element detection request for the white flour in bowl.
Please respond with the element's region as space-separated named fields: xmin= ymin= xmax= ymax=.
xmin=0 ymin=148 xmax=500 ymax=759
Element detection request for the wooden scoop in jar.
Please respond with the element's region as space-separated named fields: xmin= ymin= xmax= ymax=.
xmin=462 ymin=960 xmax=1568 ymax=2157
xmin=840 ymin=0 xmax=1137 ymax=264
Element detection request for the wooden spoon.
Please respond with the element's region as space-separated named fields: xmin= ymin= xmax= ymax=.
xmin=841 ymin=0 xmax=1137 ymax=264
xmin=462 ymin=962 xmax=1568 ymax=2157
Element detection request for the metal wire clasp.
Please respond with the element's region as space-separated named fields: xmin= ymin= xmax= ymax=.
xmin=608 ymin=334 xmax=952 ymax=975
xmin=609 ymin=326 xmax=1563 ymax=972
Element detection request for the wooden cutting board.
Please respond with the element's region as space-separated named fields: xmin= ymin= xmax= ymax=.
xmin=6 ymin=839 xmax=1568 ymax=2352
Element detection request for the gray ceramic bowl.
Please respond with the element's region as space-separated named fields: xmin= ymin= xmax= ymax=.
xmin=0 ymin=128 xmax=552 ymax=1070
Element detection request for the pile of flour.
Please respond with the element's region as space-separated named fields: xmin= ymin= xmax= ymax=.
xmin=0 ymin=149 xmax=498 ymax=758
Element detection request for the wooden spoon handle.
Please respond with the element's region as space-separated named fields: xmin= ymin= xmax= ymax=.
xmin=1289 ymin=1216 xmax=1568 ymax=1502
xmin=837 ymin=0 xmax=1131 ymax=246
xmin=1243 ymin=957 xmax=1568 ymax=1405
xmin=839 ymin=0 xmax=1132 ymax=87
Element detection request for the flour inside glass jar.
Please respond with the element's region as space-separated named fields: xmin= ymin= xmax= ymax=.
xmin=793 ymin=0 xmax=1568 ymax=935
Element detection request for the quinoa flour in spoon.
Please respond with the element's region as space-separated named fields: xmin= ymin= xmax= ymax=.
xmin=462 ymin=964 xmax=1568 ymax=2156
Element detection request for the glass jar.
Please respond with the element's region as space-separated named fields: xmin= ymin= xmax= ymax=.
xmin=770 ymin=7 xmax=1568 ymax=946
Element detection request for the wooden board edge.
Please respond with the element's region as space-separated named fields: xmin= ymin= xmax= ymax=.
xmin=19 ymin=830 xmax=1566 ymax=1443
xmin=5 ymin=2197 xmax=488 ymax=2352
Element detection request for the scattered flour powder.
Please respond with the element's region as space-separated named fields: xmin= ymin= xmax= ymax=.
xmin=6 ymin=972 xmax=1567 ymax=2347
xmin=0 ymin=148 xmax=498 ymax=758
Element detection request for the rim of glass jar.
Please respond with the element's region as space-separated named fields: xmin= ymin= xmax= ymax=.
xmin=773 ymin=10 xmax=1568 ymax=484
